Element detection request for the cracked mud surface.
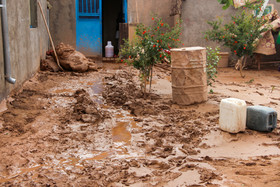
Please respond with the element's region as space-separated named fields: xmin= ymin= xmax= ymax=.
xmin=0 ymin=63 xmax=279 ymax=186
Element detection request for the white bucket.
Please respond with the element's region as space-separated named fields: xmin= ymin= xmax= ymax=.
xmin=219 ymin=98 xmax=247 ymax=133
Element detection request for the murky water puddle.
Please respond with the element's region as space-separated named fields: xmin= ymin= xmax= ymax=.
xmin=85 ymin=152 xmax=110 ymax=161
xmin=197 ymin=130 xmax=280 ymax=159
xmin=112 ymin=121 xmax=132 ymax=144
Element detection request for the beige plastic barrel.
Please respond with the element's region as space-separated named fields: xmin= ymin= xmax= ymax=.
xmin=171 ymin=47 xmax=207 ymax=105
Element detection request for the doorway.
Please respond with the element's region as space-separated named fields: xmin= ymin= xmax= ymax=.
xmin=102 ymin=0 xmax=127 ymax=56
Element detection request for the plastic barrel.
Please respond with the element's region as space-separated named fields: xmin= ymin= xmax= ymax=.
xmin=171 ymin=47 xmax=207 ymax=105
xmin=246 ymin=106 xmax=277 ymax=132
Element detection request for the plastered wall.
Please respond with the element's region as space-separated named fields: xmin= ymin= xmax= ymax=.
xmin=0 ymin=0 xmax=49 ymax=101
xmin=181 ymin=0 xmax=280 ymax=63
xmin=49 ymin=0 xmax=76 ymax=47
xmin=127 ymin=0 xmax=174 ymax=26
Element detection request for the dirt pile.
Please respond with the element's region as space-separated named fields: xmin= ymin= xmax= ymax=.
xmin=102 ymin=71 xmax=139 ymax=106
xmin=41 ymin=43 xmax=98 ymax=72
xmin=56 ymin=43 xmax=97 ymax=72
xmin=102 ymin=71 xmax=172 ymax=116
xmin=72 ymin=89 xmax=103 ymax=124
xmin=40 ymin=55 xmax=61 ymax=72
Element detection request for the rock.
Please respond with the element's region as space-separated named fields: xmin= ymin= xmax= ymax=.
xmin=81 ymin=114 xmax=99 ymax=123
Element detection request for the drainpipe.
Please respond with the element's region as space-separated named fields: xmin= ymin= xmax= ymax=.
xmin=0 ymin=0 xmax=16 ymax=84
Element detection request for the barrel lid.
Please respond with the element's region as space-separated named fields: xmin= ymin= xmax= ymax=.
xmin=171 ymin=47 xmax=206 ymax=52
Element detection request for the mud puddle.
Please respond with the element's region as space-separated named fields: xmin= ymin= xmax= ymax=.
xmin=198 ymin=130 xmax=280 ymax=159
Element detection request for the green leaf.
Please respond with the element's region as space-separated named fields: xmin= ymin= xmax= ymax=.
xmin=218 ymin=0 xmax=234 ymax=9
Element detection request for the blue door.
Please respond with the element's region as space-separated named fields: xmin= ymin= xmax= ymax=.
xmin=123 ymin=0 xmax=127 ymax=23
xmin=76 ymin=0 xmax=102 ymax=56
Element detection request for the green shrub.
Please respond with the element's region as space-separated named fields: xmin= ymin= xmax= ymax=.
xmin=119 ymin=16 xmax=182 ymax=93
xmin=205 ymin=10 xmax=268 ymax=58
xmin=206 ymin=47 xmax=220 ymax=87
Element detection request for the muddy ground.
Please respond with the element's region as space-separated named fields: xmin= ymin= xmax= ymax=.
xmin=0 ymin=63 xmax=279 ymax=186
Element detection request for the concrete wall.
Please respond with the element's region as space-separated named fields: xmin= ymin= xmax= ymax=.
xmin=181 ymin=0 xmax=280 ymax=54
xmin=181 ymin=0 xmax=235 ymax=51
xmin=49 ymin=0 xmax=76 ymax=47
xmin=128 ymin=0 xmax=174 ymax=26
xmin=0 ymin=0 xmax=49 ymax=101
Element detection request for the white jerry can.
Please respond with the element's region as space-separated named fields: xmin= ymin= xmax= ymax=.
xmin=105 ymin=41 xmax=114 ymax=58
xmin=219 ymin=98 xmax=247 ymax=133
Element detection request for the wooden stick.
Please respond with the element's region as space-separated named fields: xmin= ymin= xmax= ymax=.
xmin=37 ymin=0 xmax=63 ymax=71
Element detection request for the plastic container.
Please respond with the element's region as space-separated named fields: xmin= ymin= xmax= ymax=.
xmin=246 ymin=106 xmax=277 ymax=132
xmin=105 ymin=41 xmax=114 ymax=58
xmin=219 ymin=98 xmax=247 ymax=133
xmin=171 ymin=47 xmax=207 ymax=105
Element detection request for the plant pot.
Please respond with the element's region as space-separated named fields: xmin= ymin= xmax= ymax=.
xmin=218 ymin=52 xmax=229 ymax=68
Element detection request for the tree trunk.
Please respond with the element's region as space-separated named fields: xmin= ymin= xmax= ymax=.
xmin=235 ymin=55 xmax=247 ymax=78
xmin=149 ymin=65 xmax=153 ymax=93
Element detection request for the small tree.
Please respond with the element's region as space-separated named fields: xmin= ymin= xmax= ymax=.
xmin=119 ymin=17 xmax=182 ymax=94
xmin=205 ymin=1 xmax=269 ymax=77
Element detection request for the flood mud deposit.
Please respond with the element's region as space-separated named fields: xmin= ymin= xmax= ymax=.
xmin=0 ymin=63 xmax=279 ymax=186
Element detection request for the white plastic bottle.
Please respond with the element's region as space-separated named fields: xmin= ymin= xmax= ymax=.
xmin=219 ymin=98 xmax=247 ymax=133
xmin=105 ymin=41 xmax=114 ymax=58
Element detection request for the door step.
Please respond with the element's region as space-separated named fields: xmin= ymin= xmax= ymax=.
xmin=102 ymin=57 xmax=118 ymax=62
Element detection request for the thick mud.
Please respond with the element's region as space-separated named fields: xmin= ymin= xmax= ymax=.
xmin=0 ymin=63 xmax=279 ymax=186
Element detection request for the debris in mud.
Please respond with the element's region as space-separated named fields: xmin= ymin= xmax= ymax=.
xmin=73 ymin=89 xmax=103 ymax=124
xmin=102 ymin=71 xmax=168 ymax=117
xmin=41 ymin=43 xmax=98 ymax=72
xmin=102 ymin=71 xmax=139 ymax=106
xmin=102 ymin=70 xmax=210 ymax=161
xmin=40 ymin=55 xmax=60 ymax=72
